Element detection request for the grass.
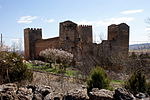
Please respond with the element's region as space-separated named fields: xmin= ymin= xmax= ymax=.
xmin=110 ymin=80 xmax=124 ymax=89
xmin=65 ymin=70 xmax=77 ymax=76
xmin=111 ymin=80 xmax=124 ymax=84
xmin=25 ymin=63 xmax=33 ymax=69
xmin=25 ymin=61 xmax=77 ymax=76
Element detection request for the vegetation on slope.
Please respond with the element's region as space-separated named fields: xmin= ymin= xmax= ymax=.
xmin=0 ymin=52 xmax=33 ymax=84
xmin=125 ymin=70 xmax=150 ymax=95
xmin=87 ymin=66 xmax=111 ymax=92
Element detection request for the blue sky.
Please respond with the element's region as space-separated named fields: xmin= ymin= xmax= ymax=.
xmin=0 ymin=0 xmax=150 ymax=46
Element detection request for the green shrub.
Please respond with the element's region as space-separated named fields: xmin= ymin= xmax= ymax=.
xmin=87 ymin=66 xmax=110 ymax=92
xmin=0 ymin=52 xmax=33 ymax=83
xmin=125 ymin=71 xmax=147 ymax=94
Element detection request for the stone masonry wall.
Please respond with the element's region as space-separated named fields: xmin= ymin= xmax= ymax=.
xmin=35 ymin=37 xmax=59 ymax=58
xmin=24 ymin=20 xmax=129 ymax=68
xmin=24 ymin=28 xmax=42 ymax=60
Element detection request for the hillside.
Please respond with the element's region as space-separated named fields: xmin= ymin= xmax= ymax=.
xmin=129 ymin=43 xmax=150 ymax=50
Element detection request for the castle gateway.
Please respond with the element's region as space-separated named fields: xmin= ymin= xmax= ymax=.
xmin=24 ymin=20 xmax=129 ymax=67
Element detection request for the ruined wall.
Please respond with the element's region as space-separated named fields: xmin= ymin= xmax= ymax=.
xmin=81 ymin=23 xmax=130 ymax=68
xmin=35 ymin=37 xmax=59 ymax=58
xmin=24 ymin=21 xmax=129 ymax=69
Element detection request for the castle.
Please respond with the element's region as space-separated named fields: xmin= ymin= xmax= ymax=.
xmin=24 ymin=20 xmax=129 ymax=67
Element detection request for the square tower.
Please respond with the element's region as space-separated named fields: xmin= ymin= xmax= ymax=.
xmin=59 ymin=20 xmax=78 ymax=52
xmin=108 ymin=23 xmax=129 ymax=57
xmin=24 ymin=28 xmax=42 ymax=59
xmin=78 ymin=25 xmax=92 ymax=44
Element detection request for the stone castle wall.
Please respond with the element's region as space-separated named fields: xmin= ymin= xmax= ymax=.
xmin=24 ymin=20 xmax=129 ymax=67
xmin=35 ymin=37 xmax=59 ymax=58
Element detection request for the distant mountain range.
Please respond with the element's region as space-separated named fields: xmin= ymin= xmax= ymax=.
xmin=129 ymin=43 xmax=150 ymax=50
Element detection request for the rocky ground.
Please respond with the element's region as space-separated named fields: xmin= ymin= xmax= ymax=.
xmin=0 ymin=71 xmax=149 ymax=100
xmin=0 ymin=83 xmax=149 ymax=100
xmin=0 ymin=72 xmax=149 ymax=100
xmin=29 ymin=71 xmax=85 ymax=94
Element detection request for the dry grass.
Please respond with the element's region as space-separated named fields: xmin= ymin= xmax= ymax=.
xmin=129 ymin=49 xmax=150 ymax=55
xmin=30 ymin=71 xmax=85 ymax=94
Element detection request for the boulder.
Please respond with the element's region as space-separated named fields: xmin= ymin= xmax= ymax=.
xmin=33 ymin=93 xmax=43 ymax=100
xmin=0 ymin=93 xmax=17 ymax=100
xmin=0 ymin=83 xmax=18 ymax=100
xmin=26 ymin=84 xmax=36 ymax=93
xmin=0 ymin=83 xmax=57 ymax=100
xmin=63 ymin=86 xmax=89 ymax=100
xmin=113 ymin=88 xmax=135 ymax=100
xmin=27 ymin=84 xmax=54 ymax=99
xmin=44 ymin=92 xmax=62 ymax=100
xmin=135 ymin=92 xmax=149 ymax=99
xmin=35 ymin=85 xmax=53 ymax=97
xmin=17 ymin=87 xmax=33 ymax=100
xmin=89 ymin=88 xmax=114 ymax=100
xmin=0 ymin=83 xmax=17 ymax=93
xmin=44 ymin=93 xmax=58 ymax=100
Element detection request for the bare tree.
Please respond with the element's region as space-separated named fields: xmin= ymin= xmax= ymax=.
xmin=99 ymin=32 xmax=106 ymax=43
xmin=11 ymin=39 xmax=23 ymax=54
xmin=93 ymin=32 xmax=106 ymax=43
xmin=0 ymin=41 xmax=10 ymax=52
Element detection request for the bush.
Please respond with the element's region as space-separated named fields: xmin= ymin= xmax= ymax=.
xmin=0 ymin=52 xmax=33 ymax=83
xmin=125 ymin=71 xmax=147 ymax=94
xmin=39 ymin=48 xmax=74 ymax=68
xmin=87 ymin=66 xmax=110 ymax=92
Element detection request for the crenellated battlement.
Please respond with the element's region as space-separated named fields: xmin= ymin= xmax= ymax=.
xmin=25 ymin=28 xmax=42 ymax=32
xmin=78 ymin=25 xmax=92 ymax=28
xmin=77 ymin=24 xmax=92 ymax=44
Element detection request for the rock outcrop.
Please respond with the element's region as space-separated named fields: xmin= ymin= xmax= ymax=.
xmin=89 ymin=88 xmax=114 ymax=100
xmin=113 ymin=88 xmax=135 ymax=100
xmin=1 ymin=83 xmax=149 ymax=100
xmin=63 ymin=86 xmax=89 ymax=100
xmin=0 ymin=83 xmax=59 ymax=100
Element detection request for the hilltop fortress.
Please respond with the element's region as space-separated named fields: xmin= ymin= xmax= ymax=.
xmin=24 ymin=20 xmax=129 ymax=67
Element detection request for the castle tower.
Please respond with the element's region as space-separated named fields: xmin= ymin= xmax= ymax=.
xmin=108 ymin=24 xmax=119 ymax=41
xmin=59 ymin=20 xmax=78 ymax=52
xmin=24 ymin=28 xmax=42 ymax=59
xmin=108 ymin=23 xmax=129 ymax=57
xmin=78 ymin=25 xmax=92 ymax=44
xmin=59 ymin=20 xmax=78 ymax=42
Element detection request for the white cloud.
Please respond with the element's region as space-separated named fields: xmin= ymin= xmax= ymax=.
xmin=77 ymin=17 xmax=134 ymax=27
xmin=121 ymin=9 xmax=144 ymax=14
xmin=96 ymin=17 xmax=134 ymax=26
xmin=45 ymin=19 xmax=55 ymax=23
xmin=77 ymin=20 xmax=94 ymax=25
xmin=17 ymin=16 xmax=37 ymax=24
xmin=145 ymin=28 xmax=150 ymax=31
